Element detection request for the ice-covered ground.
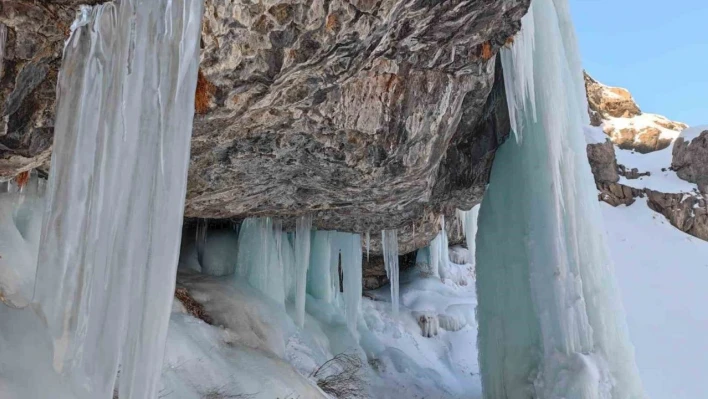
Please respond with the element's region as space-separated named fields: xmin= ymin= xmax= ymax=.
xmin=603 ymin=199 xmax=708 ymax=399
xmin=162 ymin=246 xmax=480 ymax=399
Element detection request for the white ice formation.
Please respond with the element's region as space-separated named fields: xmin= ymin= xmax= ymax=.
xmin=474 ymin=0 xmax=645 ymax=397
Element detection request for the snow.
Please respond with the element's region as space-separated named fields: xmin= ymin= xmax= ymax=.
xmin=603 ymin=199 xmax=708 ymax=399
xmin=584 ymin=125 xmax=609 ymax=144
xmin=605 ymin=112 xmax=685 ymax=142
xmin=615 ymin=146 xmax=697 ymax=193
xmin=477 ymin=0 xmax=645 ymax=396
xmin=678 ymin=124 xmax=708 ymax=142
xmin=167 ymin=246 xmax=482 ymax=399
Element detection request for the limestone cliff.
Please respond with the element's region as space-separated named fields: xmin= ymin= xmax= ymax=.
xmin=0 ymin=0 xmax=529 ymax=254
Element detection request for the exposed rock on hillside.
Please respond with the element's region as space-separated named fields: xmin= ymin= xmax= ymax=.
xmin=584 ymin=72 xmax=687 ymax=153
xmin=585 ymin=73 xmax=640 ymax=120
xmin=586 ymin=139 xmax=619 ymax=184
xmin=587 ymin=134 xmax=708 ymax=242
xmin=1 ymin=0 xmax=530 ymax=254
xmin=672 ymin=127 xmax=708 ymax=190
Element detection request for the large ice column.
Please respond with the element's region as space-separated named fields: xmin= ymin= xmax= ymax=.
xmin=29 ymin=1 xmax=203 ymax=398
xmin=475 ymin=0 xmax=645 ymax=398
xmin=381 ymin=229 xmax=400 ymax=316
xmin=294 ymin=215 xmax=313 ymax=327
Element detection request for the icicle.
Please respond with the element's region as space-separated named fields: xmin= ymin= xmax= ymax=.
xmin=25 ymin=1 xmax=204 ymax=397
xmin=381 ymin=229 xmax=399 ymax=317
xmin=476 ymin=1 xmax=645 ymax=398
xmin=307 ymin=230 xmax=333 ymax=303
xmin=236 ymin=218 xmax=290 ymax=306
xmin=195 ymin=218 xmax=208 ymax=266
xmin=329 ymin=233 xmax=342 ymax=303
xmin=294 ymin=214 xmax=313 ymax=327
xmin=0 ymin=172 xmax=45 ymax=308
xmin=458 ymin=205 xmax=480 ymax=263
xmin=331 ymin=232 xmax=362 ymax=336
xmin=366 ymin=230 xmax=370 ymax=261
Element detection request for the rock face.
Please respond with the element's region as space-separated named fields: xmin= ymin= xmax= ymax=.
xmin=1 ymin=0 xmax=529 ymax=254
xmin=672 ymin=129 xmax=708 ymax=190
xmin=586 ymin=139 xmax=619 ymax=184
xmin=585 ymin=73 xmax=640 ymax=120
xmin=584 ymin=72 xmax=687 ymax=153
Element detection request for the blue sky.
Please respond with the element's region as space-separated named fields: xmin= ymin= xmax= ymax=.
xmin=570 ymin=0 xmax=707 ymax=126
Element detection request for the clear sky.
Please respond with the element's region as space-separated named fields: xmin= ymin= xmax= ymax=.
xmin=570 ymin=0 xmax=707 ymax=126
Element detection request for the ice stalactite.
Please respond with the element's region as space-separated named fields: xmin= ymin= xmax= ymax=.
xmin=17 ymin=1 xmax=204 ymax=398
xmin=475 ymin=0 xmax=645 ymax=398
xmin=366 ymin=230 xmax=370 ymax=261
xmin=294 ymin=215 xmax=313 ymax=327
xmin=237 ymin=218 xmax=291 ymax=305
xmin=331 ymin=232 xmax=363 ymax=336
xmin=307 ymin=231 xmax=334 ymax=303
xmin=195 ymin=219 xmax=208 ymax=266
xmin=428 ymin=217 xmax=449 ymax=279
xmin=0 ymin=172 xmax=46 ymax=308
xmin=457 ymin=205 xmax=480 ymax=263
xmin=381 ymin=229 xmax=400 ymax=316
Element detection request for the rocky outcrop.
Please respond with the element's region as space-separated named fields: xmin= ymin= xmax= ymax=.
xmin=584 ymin=72 xmax=687 ymax=153
xmin=362 ymin=252 xmax=416 ymax=290
xmin=1 ymin=0 xmax=529 ymax=254
xmin=585 ymin=73 xmax=640 ymax=120
xmin=586 ymin=139 xmax=619 ymax=184
xmin=587 ymin=137 xmax=708 ymax=242
xmin=672 ymin=129 xmax=708 ymax=191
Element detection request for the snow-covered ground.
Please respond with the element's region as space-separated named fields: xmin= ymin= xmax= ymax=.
xmin=163 ymin=245 xmax=481 ymax=399
xmin=603 ymin=199 xmax=708 ymax=399
xmin=615 ymin=146 xmax=697 ymax=193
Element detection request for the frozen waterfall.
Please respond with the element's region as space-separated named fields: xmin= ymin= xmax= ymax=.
xmin=475 ymin=0 xmax=645 ymax=398
xmin=0 ymin=1 xmax=203 ymax=398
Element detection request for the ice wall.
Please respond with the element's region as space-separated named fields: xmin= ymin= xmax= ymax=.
xmin=5 ymin=1 xmax=204 ymax=398
xmin=381 ymin=229 xmax=399 ymax=316
xmin=475 ymin=0 xmax=645 ymax=398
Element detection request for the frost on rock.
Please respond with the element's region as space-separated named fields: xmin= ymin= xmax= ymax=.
xmin=381 ymin=229 xmax=399 ymax=317
xmin=476 ymin=0 xmax=645 ymax=398
xmin=0 ymin=1 xmax=203 ymax=397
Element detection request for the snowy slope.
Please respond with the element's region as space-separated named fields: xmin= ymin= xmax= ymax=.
xmin=615 ymin=146 xmax=696 ymax=193
xmin=603 ymin=199 xmax=708 ymax=399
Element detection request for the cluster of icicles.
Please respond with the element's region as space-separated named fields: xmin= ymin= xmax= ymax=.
xmin=187 ymin=216 xmax=414 ymax=334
